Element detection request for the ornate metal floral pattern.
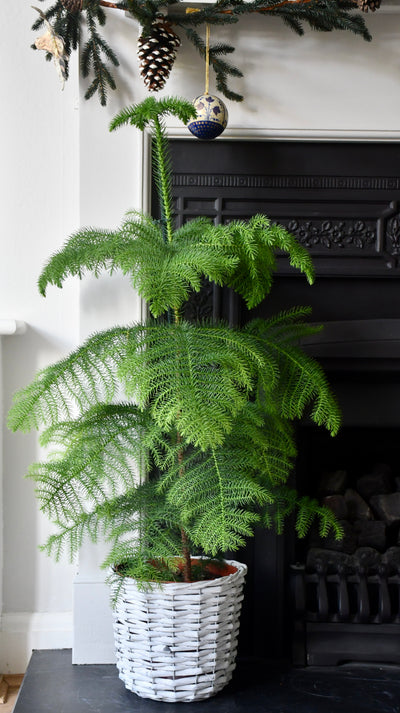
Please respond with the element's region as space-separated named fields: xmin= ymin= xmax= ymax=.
xmin=386 ymin=214 xmax=400 ymax=260
xmin=183 ymin=279 xmax=214 ymax=321
xmin=284 ymin=219 xmax=376 ymax=251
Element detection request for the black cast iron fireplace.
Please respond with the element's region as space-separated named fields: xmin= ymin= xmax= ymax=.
xmin=154 ymin=137 xmax=400 ymax=667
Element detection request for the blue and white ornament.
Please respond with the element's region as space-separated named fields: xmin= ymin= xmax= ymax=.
xmin=187 ymin=93 xmax=228 ymax=140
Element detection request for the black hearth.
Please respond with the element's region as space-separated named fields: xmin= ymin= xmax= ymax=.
xmin=13 ymin=649 xmax=400 ymax=713
xmin=154 ymin=138 xmax=400 ymax=666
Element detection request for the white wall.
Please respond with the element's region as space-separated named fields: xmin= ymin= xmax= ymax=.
xmin=0 ymin=337 xmax=2 ymax=621
xmin=0 ymin=3 xmax=80 ymax=673
xmin=1 ymin=3 xmax=400 ymax=672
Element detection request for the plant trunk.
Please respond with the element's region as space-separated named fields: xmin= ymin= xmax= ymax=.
xmin=180 ymin=527 xmax=192 ymax=583
xmin=153 ymin=113 xmax=192 ymax=583
xmin=153 ymin=116 xmax=173 ymax=245
xmin=177 ymin=432 xmax=192 ymax=582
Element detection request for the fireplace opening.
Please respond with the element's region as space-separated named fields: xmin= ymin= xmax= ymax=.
xmin=292 ymin=393 xmax=400 ymax=666
xmin=289 ymin=316 xmax=400 ymax=665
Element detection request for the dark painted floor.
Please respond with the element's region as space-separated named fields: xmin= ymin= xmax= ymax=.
xmin=14 ymin=650 xmax=400 ymax=713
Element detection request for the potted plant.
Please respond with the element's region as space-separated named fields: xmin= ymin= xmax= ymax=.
xmin=8 ymin=96 xmax=341 ymax=702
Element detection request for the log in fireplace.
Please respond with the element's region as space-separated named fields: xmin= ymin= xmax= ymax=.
xmin=154 ymin=138 xmax=400 ymax=665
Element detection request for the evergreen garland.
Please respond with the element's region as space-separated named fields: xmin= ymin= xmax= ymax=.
xmin=8 ymin=96 xmax=342 ymax=586
xmin=31 ymin=0 xmax=373 ymax=105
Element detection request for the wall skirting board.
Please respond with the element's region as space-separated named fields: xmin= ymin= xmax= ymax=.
xmin=0 ymin=612 xmax=72 ymax=673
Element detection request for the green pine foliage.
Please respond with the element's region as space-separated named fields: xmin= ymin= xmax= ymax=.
xmin=31 ymin=0 xmax=372 ymax=105
xmin=31 ymin=0 xmax=80 ymax=79
xmin=7 ymin=327 xmax=130 ymax=432
xmin=264 ymin=488 xmax=344 ymax=540
xmin=32 ymin=0 xmax=118 ymax=104
xmin=245 ymin=310 xmax=341 ymax=435
xmin=80 ymin=1 xmax=119 ymax=105
xmin=8 ymin=96 xmax=342 ymax=585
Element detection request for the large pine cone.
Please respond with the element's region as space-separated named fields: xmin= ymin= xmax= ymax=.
xmin=138 ymin=21 xmax=181 ymax=92
xmin=357 ymin=0 xmax=381 ymax=12
xmin=60 ymin=0 xmax=83 ymax=12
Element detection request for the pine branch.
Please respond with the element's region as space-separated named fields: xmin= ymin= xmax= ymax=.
xmin=246 ymin=310 xmax=342 ymax=435
xmin=190 ymin=506 xmax=260 ymax=554
xmin=37 ymin=223 xmax=141 ymax=295
xmin=39 ymin=475 xmax=184 ymax=568
xmin=202 ymin=214 xmax=315 ymax=309
xmin=7 ymin=327 xmax=130 ymax=432
xmin=264 ymin=484 xmax=344 ymax=540
xmin=81 ymin=2 xmax=119 ymax=105
xmin=263 ymin=486 xmax=297 ymax=534
xmin=269 ymin=0 xmax=372 ymax=42
xmin=215 ymin=71 xmax=244 ymax=103
xmin=119 ymin=319 xmax=278 ymax=449
xmin=161 ymin=448 xmax=268 ymax=554
xmin=295 ymin=495 xmax=344 ymax=539
xmin=109 ymin=95 xmax=197 ymax=132
xmin=31 ymin=0 xmax=372 ymax=105
xmin=40 ymin=508 xmax=102 ymax=561
xmin=36 ymin=210 xmax=238 ymax=317
xmin=29 ymin=404 xmax=179 ymax=540
xmin=120 ymin=0 xmax=160 ymax=28
xmin=156 ymin=400 xmax=297 ymax=553
xmin=226 ymin=402 xmax=297 ymax=485
xmin=52 ymin=3 xmax=81 ymax=56
xmin=99 ymin=481 xmax=185 ymax=579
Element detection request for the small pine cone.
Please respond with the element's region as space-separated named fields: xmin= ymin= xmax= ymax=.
xmin=60 ymin=0 xmax=83 ymax=12
xmin=357 ymin=0 xmax=381 ymax=12
xmin=137 ymin=21 xmax=181 ymax=92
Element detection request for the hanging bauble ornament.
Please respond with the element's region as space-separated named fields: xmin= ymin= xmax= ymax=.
xmin=187 ymin=23 xmax=228 ymax=140
xmin=187 ymin=93 xmax=228 ymax=140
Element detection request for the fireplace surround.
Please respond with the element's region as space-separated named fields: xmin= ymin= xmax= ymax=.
xmin=155 ymin=138 xmax=400 ymax=666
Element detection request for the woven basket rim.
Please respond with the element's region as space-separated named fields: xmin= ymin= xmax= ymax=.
xmin=115 ymin=557 xmax=247 ymax=593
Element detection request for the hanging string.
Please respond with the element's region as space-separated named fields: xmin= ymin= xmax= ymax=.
xmin=184 ymin=12 xmax=210 ymax=94
xmin=205 ymin=23 xmax=210 ymax=95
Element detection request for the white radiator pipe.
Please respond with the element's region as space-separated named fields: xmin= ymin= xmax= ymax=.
xmin=0 ymin=320 xmax=26 ymax=336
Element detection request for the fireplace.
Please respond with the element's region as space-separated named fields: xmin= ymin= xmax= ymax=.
xmin=155 ymin=137 xmax=400 ymax=665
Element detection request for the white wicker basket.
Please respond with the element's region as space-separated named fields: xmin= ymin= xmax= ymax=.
xmin=113 ymin=559 xmax=247 ymax=702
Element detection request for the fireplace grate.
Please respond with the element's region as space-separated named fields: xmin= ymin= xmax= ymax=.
xmin=292 ymin=563 xmax=400 ymax=624
xmin=291 ymin=563 xmax=400 ymax=666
